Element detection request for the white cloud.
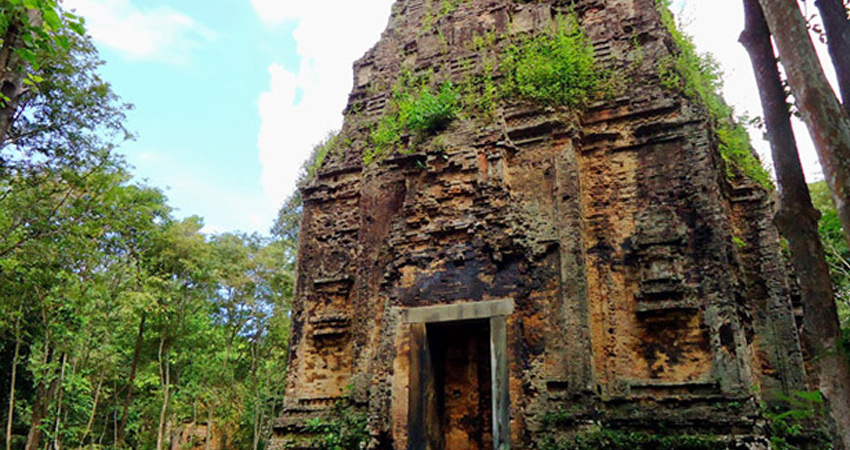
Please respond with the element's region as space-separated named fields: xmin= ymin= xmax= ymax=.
xmin=253 ymin=0 xmax=395 ymax=204
xmin=64 ymin=0 xmax=214 ymax=63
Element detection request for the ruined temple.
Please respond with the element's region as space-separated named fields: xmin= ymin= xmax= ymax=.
xmin=271 ymin=0 xmax=809 ymax=448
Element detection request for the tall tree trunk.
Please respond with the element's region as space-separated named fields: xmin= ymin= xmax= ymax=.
xmin=5 ymin=316 xmax=21 ymax=450
xmin=205 ymin=403 xmax=212 ymax=450
xmin=25 ymin=352 xmax=59 ymax=450
xmin=757 ymin=0 xmax=850 ymax=254
xmin=251 ymin=388 xmax=262 ymax=450
xmin=815 ymin=0 xmax=850 ymax=115
xmin=0 ymin=8 xmax=41 ymax=147
xmin=51 ymin=354 xmax=67 ymax=450
xmin=743 ymin=1 xmax=850 ymax=447
xmin=80 ymin=370 xmax=104 ymax=446
xmin=156 ymin=334 xmax=170 ymax=450
xmin=117 ymin=313 xmax=146 ymax=444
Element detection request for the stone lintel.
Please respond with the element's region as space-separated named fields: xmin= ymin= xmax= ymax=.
xmin=403 ymin=299 xmax=515 ymax=324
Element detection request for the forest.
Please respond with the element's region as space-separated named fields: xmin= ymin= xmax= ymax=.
xmin=0 ymin=1 xmax=305 ymax=449
xmin=2 ymin=0 xmax=850 ymax=449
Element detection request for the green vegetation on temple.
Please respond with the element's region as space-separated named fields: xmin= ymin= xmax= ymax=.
xmin=367 ymin=71 xmax=461 ymax=164
xmin=366 ymin=12 xmax=604 ymax=165
xmin=502 ymin=14 xmax=601 ymax=108
xmin=656 ymin=0 xmax=773 ymax=189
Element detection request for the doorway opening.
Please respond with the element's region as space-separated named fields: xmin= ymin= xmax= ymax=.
xmin=406 ymin=299 xmax=512 ymax=450
xmin=428 ymin=319 xmax=493 ymax=450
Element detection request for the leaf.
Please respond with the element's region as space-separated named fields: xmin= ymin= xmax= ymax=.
xmin=68 ymin=20 xmax=85 ymax=36
xmin=54 ymin=34 xmax=69 ymax=50
xmin=15 ymin=47 xmax=37 ymax=64
xmin=41 ymin=7 xmax=61 ymax=31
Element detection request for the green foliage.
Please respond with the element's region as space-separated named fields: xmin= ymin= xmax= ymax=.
xmin=809 ymin=181 xmax=850 ymax=361
xmin=303 ymin=400 xmax=369 ymax=450
xmin=0 ymin=0 xmax=86 ymax=107
xmin=367 ymin=74 xmax=460 ymax=164
xmin=717 ymin=122 xmax=773 ymax=189
xmin=656 ymin=0 xmax=772 ymax=189
xmin=732 ymin=235 xmax=747 ymax=250
xmin=403 ymin=82 xmax=460 ymax=135
xmin=437 ymin=0 xmax=464 ymax=20
xmin=0 ymin=20 xmax=295 ymax=450
xmin=542 ymin=428 xmax=725 ymax=450
xmin=460 ymin=49 xmax=500 ymax=119
xmin=763 ymin=390 xmax=832 ymax=450
xmin=501 ymin=14 xmax=600 ymax=108
xmin=301 ymin=130 xmax=339 ymax=182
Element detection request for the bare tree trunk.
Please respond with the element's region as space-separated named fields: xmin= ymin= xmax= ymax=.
xmin=757 ymin=0 xmax=850 ymax=258
xmin=156 ymin=335 xmax=170 ymax=450
xmin=744 ymin=1 xmax=850 ymax=447
xmin=25 ymin=330 xmax=56 ymax=450
xmin=117 ymin=313 xmax=145 ymax=444
xmin=205 ymin=403 xmax=213 ymax=450
xmin=251 ymin=391 xmax=262 ymax=450
xmin=112 ymin=379 xmax=118 ymax=449
xmin=51 ymin=354 xmax=67 ymax=450
xmin=5 ymin=316 xmax=21 ymax=450
xmin=80 ymin=370 xmax=104 ymax=446
xmin=815 ymin=0 xmax=850 ymax=115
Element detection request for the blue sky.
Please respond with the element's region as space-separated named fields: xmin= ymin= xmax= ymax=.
xmin=64 ymin=0 xmax=394 ymax=234
xmin=63 ymin=0 xmax=831 ymax=235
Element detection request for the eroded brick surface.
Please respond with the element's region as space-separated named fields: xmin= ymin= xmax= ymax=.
xmin=270 ymin=0 xmax=807 ymax=448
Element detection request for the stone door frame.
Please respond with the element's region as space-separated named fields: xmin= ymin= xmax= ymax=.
xmin=404 ymin=299 xmax=514 ymax=450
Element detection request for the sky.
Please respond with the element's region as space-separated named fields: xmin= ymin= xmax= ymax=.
xmin=61 ymin=0 xmax=836 ymax=235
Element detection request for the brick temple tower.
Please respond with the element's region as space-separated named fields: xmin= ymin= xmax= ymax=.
xmin=271 ymin=0 xmax=808 ymax=448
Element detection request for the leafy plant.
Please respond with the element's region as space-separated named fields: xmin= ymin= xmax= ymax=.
xmin=437 ymin=0 xmax=464 ymax=20
xmin=301 ymin=130 xmax=340 ymax=182
xmin=501 ymin=14 xmax=601 ymax=108
xmin=367 ymin=74 xmax=460 ymax=164
xmin=762 ymin=391 xmax=832 ymax=450
xmin=303 ymin=399 xmax=369 ymax=450
xmin=460 ymin=56 xmax=499 ymax=119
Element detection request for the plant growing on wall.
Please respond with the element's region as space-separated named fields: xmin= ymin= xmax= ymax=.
xmin=367 ymin=74 xmax=460 ymax=164
xmin=656 ymin=0 xmax=772 ymax=189
xmin=501 ymin=14 xmax=600 ymax=108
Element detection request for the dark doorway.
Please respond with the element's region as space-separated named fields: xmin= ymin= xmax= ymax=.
xmin=406 ymin=299 xmax=512 ymax=450
xmin=427 ymin=320 xmax=493 ymax=450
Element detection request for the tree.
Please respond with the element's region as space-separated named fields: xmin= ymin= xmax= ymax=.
xmin=757 ymin=0 xmax=850 ymax=264
xmin=0 ymin=8 xmax=297 ymax=449
xmin=740 ymin=1 xmax=850 ymax=446
xmin=812 ymin=0 xmax=850 ymax=115
xmin=0 ymin=0 xmax=85 ymax=144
